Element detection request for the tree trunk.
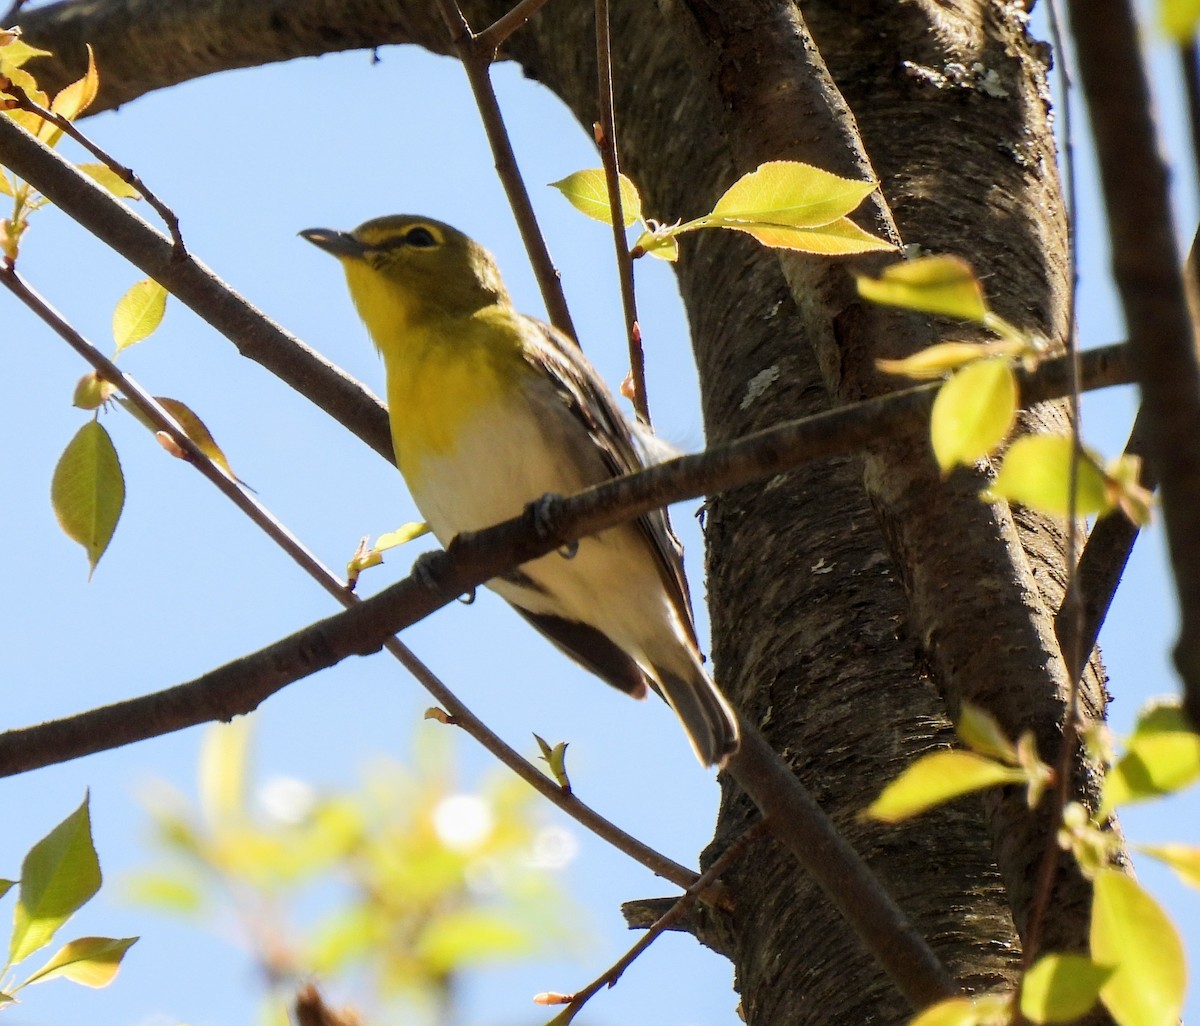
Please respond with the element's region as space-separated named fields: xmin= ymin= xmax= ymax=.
xmin=16 ymin=2 xmax=1109 ymax=1024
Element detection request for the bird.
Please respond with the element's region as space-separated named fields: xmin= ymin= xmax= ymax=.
xmin=301 ymin=215 xmax=739 ymax=767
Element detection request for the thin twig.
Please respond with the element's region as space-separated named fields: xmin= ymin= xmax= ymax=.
xmin=434 ymin=0 xmax=577 ymax=341
xmin=1023 ymin=0 xmax=1084 ymax=966
xmin=1068 ymin=0 xmax=1200 ymax=730
xmin=476 ymin=0 xmax=557 ymax=53
xmin=7 ymin=87 xmax=185 ymax=251
xmin=0 ymin=0 xmax=27 ymax=27
xmin=551 ymin=821 xmax=769 ymax=1022
xmin=593 ymin=0 xmax=648 ymax=423
xmin=0 ymin=264 xmax=704 ymax=894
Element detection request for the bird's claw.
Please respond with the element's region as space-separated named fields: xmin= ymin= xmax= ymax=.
xmin=529 ymin=493 xmax=579 ymax=560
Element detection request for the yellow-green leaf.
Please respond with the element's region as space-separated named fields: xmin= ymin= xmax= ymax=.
xmin=856 ymin=255 xmax=990 ymax=322
xmin=199 ymin=720 xmax=251 ymax=828
xmin=1020 ymin=954 xmax=1112 ymax=1023
xmin=722 ymin=215 xmax=894 ymax=255
xmin=711 ymin=160 xmax=879 ymax=228
xmin=1137 ymin=843 xmax=1200 ymax=889
xmin=154 ymin=397 xmax=234 ymax=476
xmin=112 ymin=278 xmax=167 ymax=353
xmin=956 ymin=702 xmax=1017 ymax=764
xmin=1091 ymin=869 xmax=1186 ymax=1026
xmin=0 ymin=171 xmax=13 ymax=198
xmin=534 ymin=734 xmax=571 ymax=791
xmin=1101 ymin=700 xmax=1200 ymax=814
xmin=0 ymin=39 xmax=53 ymax=68
xmin=375 ymin=522 xmax=431 ymax=551
xmin=908 ymin=994 xmax=1011 ymax=1026
xmin=550 ymin=169 xmax=642 ymax=228
xmin=930 ymin=358 xmax=1017 ymax=472
xmin=48 ymin=44 xmax=98 ymax=123
xmin=984 ymin=435 xmax=1113 ymax=517
xmin=1161 ymin=0 xmax=1200 ymax=40
xmin=50 ymin=420 xmax=124 ymax=575
xmin=10 ymin=797 xmax=102 ymax=965
xmin=866 ymin=750 xmax=1025 ymax=823
xmin=878 ymin=342 xmax=997 ymax=380
xmin=417 ymin=908 xmax=534 ymax=972
xmin=75 ymin=163 xmax=141 ymax=200
xmin=23 ymin=936 xmax=137 ymax=988
xmin=71 ymin=371 xmax=115 ymax=410
xmin=631 ymin=226 xmax=679 ymax=261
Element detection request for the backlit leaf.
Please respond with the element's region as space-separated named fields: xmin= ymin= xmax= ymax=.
xmin=199 ymin=720 xmax=251 ymax=828
xmin=956 ymin=702 xmax=1017 ymax=763
xmin=857 ymin=255 xmax=990 ymax=322
xmin=23 ymin=935 xmax=137 ymax=988
xmin=1101 ymin=700 xmax=1200 ymax=814
xmin=75 ymin=163 xmax=141 ymax=200
xmin=550 ymin=169 xmax=642 ymax=228
xmin=112 ymin=278 xmax=166 ymax=353
xmin=1137 ymin=843 xmax=1200 ymax=889
xmin=10 ymin=796 xmax=102 ymax=965
xmin=48 ymin=44 xmax=98 ymax=122
xmin=930 ymin=358 xmax=1017 ymax=471
xmin=866 ymin=750 xmax=1025 ymax=823
xmin=631 ymin=226 xmax=679 ymax=261
xmin=0 ymin=39 xmax=53 ymax=68
xmin=1091 ymin=869 xmax=1186 ymax=1026
xmin=1161 ymin=0 xmax=1200 ymax=40
xmin=722 ymin=215 xmax=894 ymax=254
xmin=984 ymin=435 xmax=1112 ymax=517
xmin=1020 ymin=953 xmax=1111 ymax=1023
xmin=50 ymin=420 xmax=124 ymax=575
xmin=712 ymin=160 xmax=878 ymax=228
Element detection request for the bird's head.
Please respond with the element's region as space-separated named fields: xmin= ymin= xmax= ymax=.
xmin=301 ymin=215 xmax=511 ymax=338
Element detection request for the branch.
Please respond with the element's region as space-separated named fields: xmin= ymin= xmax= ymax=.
xmin=593 ymin=0 xmax=648 ymax=423
xmin=0 ymin=110 xmax=395 ymax=462
xmin=434 ymin=0 xmax=578 ymax=340
xmin=0 ymin=338 xmax=1135 ymax=772
xmin=1068 ymin=0 xmax=1200 ymax=729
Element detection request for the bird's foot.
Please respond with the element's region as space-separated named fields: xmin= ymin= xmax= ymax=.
xmin=528 ymin=493 xmax=578 ymax=559
xmin=411 ymin=550 xmax=475 ymax=604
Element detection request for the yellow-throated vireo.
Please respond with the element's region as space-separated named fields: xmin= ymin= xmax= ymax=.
xmin=302 ymin=216 xmax=739 ymax=767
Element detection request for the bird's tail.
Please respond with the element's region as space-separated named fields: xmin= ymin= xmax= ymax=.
xmin=656 ymin=652 xmax=740 ymax=768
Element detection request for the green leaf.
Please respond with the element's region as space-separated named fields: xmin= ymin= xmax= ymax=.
xmin=1137 ymin=843 xmax=1200 ymax=889
xmin=10 ymin=797 xmax=102 ymax=965
xmin=1161 ymin=0 xmax=1200 ymax=39
xmin=112 ymin=278 xmax=167 ymax=353
xmin=117 ymin=395 xmax=237 ymax=479
xmin=50 ymin=420 xmax=124 ymax=576
xmin=417 ymin=908 xmax=534 ymax=972
xmin=711 ymin=160 xmax=879 ymax=228
xmin=23 ymin=936 xmax=137 ymax=988
xmin=0 ymin=39 xmax=53 ymax=70
xmin=907 ymin=996 xmax=993 ymax=1026
xmin=121 ymin=872 xmax=205 ymax=914
xmin=375 ymin=522 xmax=431 ymax=551
xmin=984 ymin=435 xmax=1113 ymax=517
xmin=1020 ymin=953 xmax=1112 ymax=1023
xmin=856 ymin=255 xmax=990 ymax=322
xmin=930 ymin=358 xmax=1017 ymax=472
xmin=719 ymin=215 xmax=894 ymax=255
xmin=549 ymin=169 xmax=642 ymax=228
xmin=1091 ymin=869 xmax=1186 ymax=1026
xmin=631 ymin=226 xmax=679 ymax=261
xmin=1101 ymin=700 xmax=1200 ymax=814
xmin=533 ymin=734 xmax=571 ymax=791
xmin=866 ymin=750 xmax=1025 ymax=823
xmin=199 ymin=720 xmax=252 ymax=828
xmin=75 ymin=163 xmax=141 ymax=200
xmin=48 ymin=45 xmax=98 ymax=123
xmin=0 ymin=881 xmax=14 ymax=901
xmin=955 ymin=702 xmax=1018 ymax=764
xmin=877 ymin=342 xmax=1007 ymax=380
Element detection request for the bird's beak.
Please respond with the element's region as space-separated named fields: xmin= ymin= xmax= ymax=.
xmin=299 ymin=227 xmax=365 ymax=259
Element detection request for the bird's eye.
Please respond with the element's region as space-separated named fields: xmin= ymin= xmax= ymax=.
xmin=404 ymin=227 xmax=437 ymax=248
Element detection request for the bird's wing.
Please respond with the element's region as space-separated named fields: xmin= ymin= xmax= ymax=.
xmin=521 ymin=318 xmax=699 ymax=646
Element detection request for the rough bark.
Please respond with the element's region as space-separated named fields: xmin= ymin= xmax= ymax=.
xmin=12 ymin=2 xmax=1112 ymax=1025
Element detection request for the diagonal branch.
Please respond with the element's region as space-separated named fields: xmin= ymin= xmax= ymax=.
xmin=1068 ymin=0 xmax=1200 ymax=729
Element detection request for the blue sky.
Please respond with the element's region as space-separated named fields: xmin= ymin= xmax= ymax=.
xmin=1 ymin=14 xmax=1196 ymax=1026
